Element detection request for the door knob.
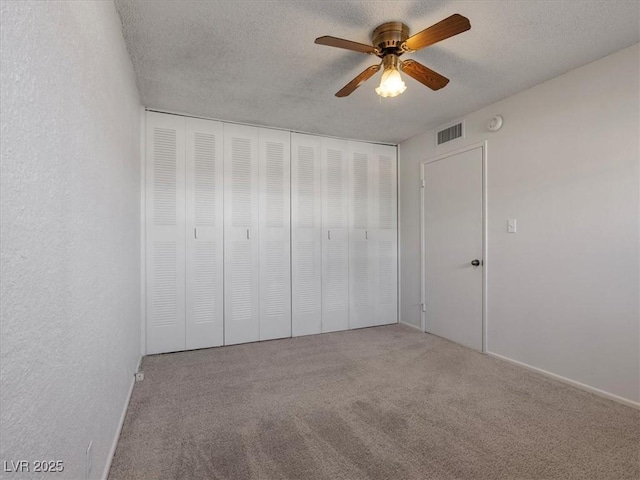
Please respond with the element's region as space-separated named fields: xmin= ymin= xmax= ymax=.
xmin=471 ymin=259 xmax=481 ymax=266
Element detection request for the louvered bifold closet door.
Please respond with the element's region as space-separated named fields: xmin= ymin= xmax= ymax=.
xmin=185 ymin=118 xmax=224 ymax=349
xmin=291 ymin=134 xmax=322 ymax=336
xmin=146 ymin=112 xmax=186 ymax=354
xmin=373 ymin=144 xmax=398 ymax=325
xmin=224 ymin=124 xmax=260 ymax=345
xmin=321 ymin=137 xmax=349 ymax=333
xmin=348 ymin=141 xmax=376 ymax=329
xmin=259 ymin=128 xmax=291 ymax=340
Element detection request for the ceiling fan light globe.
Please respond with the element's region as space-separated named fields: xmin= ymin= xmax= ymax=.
xmin=375 ymin=68 xmax=407 ymax=98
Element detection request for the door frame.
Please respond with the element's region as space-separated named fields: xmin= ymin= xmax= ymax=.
xmin=420 ymin=141 xmax=488 ymax=352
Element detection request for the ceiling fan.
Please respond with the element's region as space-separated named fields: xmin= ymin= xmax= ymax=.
xmin=315 ymin=14 xmax=471 ymax=98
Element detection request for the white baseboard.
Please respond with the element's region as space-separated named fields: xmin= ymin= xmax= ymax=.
xmin=399 ymin=321 xmax=423 ymax=332
xmin=102 ymin=357 xmax=142 ymax=480
xmin=487 ymin=351 xmax=639 ymax=410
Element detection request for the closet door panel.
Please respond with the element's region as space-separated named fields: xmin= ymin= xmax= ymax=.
xmin=224 ymin=124 xmax=260 ymax=345
xmin=373 ymin=145 xmax=398 ymax=325
xmin=146 ymin=112 xmax=186 ymax=354
xmin=321 ymin=137 xmax=349 ymax=333
xmin=259 ymin=128 xmax=291 ymax=340
xmin=185 ymin=118 xmax=224 ymax=349
xmin=291 ymin=134 xmax=322 ymax=336
xmin=348 ymin=141 xmax=375 ymax=329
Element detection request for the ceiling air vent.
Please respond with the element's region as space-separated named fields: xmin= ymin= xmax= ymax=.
xmin=436 ymin=121 xmax=464 ymax=145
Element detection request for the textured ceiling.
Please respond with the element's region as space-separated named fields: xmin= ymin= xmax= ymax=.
xmin=115 ymin=0 xmax=639 ymax=144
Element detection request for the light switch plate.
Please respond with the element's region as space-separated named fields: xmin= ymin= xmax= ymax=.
xmin=507 ymin=219 xmax=517 ymax=233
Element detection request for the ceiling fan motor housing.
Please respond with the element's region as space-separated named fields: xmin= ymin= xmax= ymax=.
xmin=372 ymin=22 xmax=410 ymax=56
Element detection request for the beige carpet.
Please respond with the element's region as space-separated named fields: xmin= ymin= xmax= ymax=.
xmin=109 ymin=324 xmax=639 ymax=480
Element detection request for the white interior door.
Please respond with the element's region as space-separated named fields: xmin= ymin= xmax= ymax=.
xmin=291 ymin=134 xmax=322 ymax=336
xmin=185 ymin=117 xmax=224 ymax=350
xmin=145 ymin=112 xmax=186 ymax=354
xmin=258 ymin=128 xmax=291 ymax=341
xmin=224 ymin=123 xmax=260 ymax=345
xmin=321 ymin=137 xmax=349 ymax=333
xmin=348 ymin=141 xmax=375 ymax=329
xmin=373 ymin=144 xmax=398 ymax=326
xmin=423 ymin=146 xmax=483 ymax=351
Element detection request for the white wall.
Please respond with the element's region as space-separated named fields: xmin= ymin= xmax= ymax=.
xmin=399 ymin=44 xmax=639 ymax=404
xmin=1 ymin=2 xmax=141 ymax=478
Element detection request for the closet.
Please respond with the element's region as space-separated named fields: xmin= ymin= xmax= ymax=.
xmin=348 ymin=141 xmax=375 ymax=329
xmin=349 ymin=141 xmax=398 ymax=328
xmin=222 ymin=124 xmax=260 ymax=345
xmin=320 ymin=137 xmax=350 ymax=333
xmin=289 ymin=135 xmax=397 ymax=334
xmin=291 ymin=134 xmax=322 ymax=336
xmin=372 ymin=144 xmax=398 ymax=326
xmin=222 ymin=124 xmax=291 ymax=345
xmin=290 ymin=134 xmax=354 ymax=335
xmin=145 ymin=111 xmax=396 ymax=355
xmin=145 ymin=113 xmax=225 ymax=355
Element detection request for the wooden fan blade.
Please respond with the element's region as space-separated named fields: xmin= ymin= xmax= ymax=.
xmin=315 ymin=36 xmax=377 ymax=54
xmin=401 ymin=60 xmax=449 ymax=90
xmin=404 ymin=14 xmax=470 ymax=51
xmin=336 ymin=64 xmax=381 ymax=97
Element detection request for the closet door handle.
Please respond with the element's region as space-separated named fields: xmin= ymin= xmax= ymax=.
xmin=194 ymin=228 xmax=198 ymax=240
xmin=328 ymin=230 xmax=331 ymax=240
xmin=365 ymin=230 xmax=368 ymax=240
xmin=246 ymin=228 xmax=250 ymax=240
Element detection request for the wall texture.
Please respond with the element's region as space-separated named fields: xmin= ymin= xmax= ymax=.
xmin=399 ymin=44 xmax=639 ymax=403
xmin=1 ymin=2 xmax=141 ymax=478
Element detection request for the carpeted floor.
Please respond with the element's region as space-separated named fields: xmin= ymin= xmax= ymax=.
xmin=109 ymin=324 xmax=639 ymax=480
